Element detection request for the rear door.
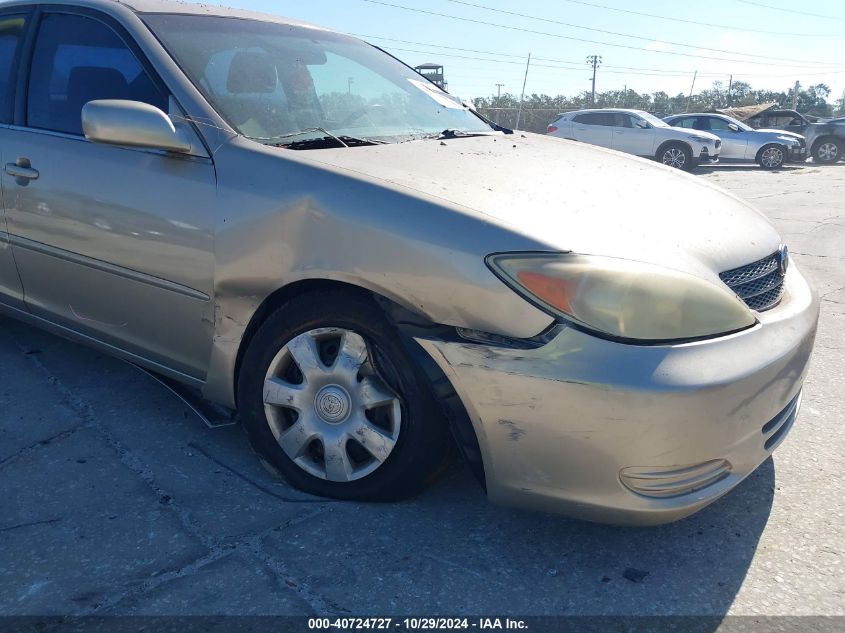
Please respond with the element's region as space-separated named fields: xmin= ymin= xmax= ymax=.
xmin=1 ymin=7 xmax=218 ymax=378
xmin=571 ymin=112 xmax=613 ymax=148
xmin=0 ymin=10 xmax=29 ymax=310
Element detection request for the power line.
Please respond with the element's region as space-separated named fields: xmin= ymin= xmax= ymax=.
xmin=444 ymin=0 xmax=841 ymax=66
xmin=381 ymin=46 xmax=722 ymax=77
xmin=360 ymin=35 xmax=845 ymax=79
xmin=553 ymin=0 xmax=842 ymax=37
xmin=736 ymin=0 xmax=845 ymax=21
xmin=359 ymin=0 xmax=842 ymax=68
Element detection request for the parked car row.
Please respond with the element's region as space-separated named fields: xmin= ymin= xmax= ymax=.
xmin=547 ymin=109 xmax=721 ymax=170
xmin=546 ymin=107 xmax=835 ymax=170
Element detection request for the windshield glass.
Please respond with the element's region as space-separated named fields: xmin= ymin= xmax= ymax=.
xmin=636 ymin=111 xmax=670 ymax=128
xmin=143 ymin=14 xmax=493 ymax=145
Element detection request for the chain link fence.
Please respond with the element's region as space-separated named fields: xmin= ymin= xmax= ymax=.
xmin=476 ymin=108 xmax=568 ymax=134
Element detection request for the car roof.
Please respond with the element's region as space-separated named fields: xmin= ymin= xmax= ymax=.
xmin=0 ymin=0 xmax=324 ymax=30
xmin=565 ymin=108 xmax=648 ymax=116
xmin=667 ymin=113 xmax=725 ymax=117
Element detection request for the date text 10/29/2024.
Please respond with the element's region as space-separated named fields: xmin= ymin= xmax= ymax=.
xmin=308 ymin=618 xmax=529 ymax=630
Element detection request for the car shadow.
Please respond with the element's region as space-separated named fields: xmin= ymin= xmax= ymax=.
xmin=0 ymin=316 xmax=774 ymax=620
xmin=693 ymin=163 xmax=805 ymax=174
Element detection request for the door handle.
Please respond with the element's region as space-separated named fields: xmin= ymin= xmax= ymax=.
xmin=5 ymin=159 xmax=39 ymax=181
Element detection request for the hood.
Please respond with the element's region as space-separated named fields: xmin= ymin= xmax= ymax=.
xmin=659 ymin=128 xmax=721 ymax=144
xmin=298 ymin=133 xmax=782 ymax=281
xmin=757 ymin=129 xmax=804 ymax=140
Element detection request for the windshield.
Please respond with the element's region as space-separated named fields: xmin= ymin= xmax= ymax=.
xmin=636 ymin=111 xmax=670 ymax=128
xmin=143 ymin=14 xmax=493 ymax=145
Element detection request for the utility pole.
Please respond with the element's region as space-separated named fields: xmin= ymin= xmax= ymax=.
xmin=686 ymin=70 xmax=698 ymax=112
xmin=623 ymin=84 xmax=627 ymax=107
xmin=792 ymin=80 xmax=800 ymax=110
xmin=727 ymin=74 xmax=733 ymax=107
xmin=495 ymin=83 xmax=505 ymax=99
xmin=587 ymin=55 xmax=602 ymax=106
xmin=347 ymin=77 xmax=354 ymax=95
xmin=515 ymin=53 xmax=531 ymax=131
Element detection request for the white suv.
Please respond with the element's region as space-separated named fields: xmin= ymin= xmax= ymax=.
xmin=548 ymin=108 xmax=721 ymax=170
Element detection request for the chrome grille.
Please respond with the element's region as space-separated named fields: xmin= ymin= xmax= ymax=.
xmin=719 ymin=251 xmax=785 ymax=312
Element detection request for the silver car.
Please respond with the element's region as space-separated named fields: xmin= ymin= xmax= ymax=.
xmin=547 ymin=108 xmax=721 ymax=170
xmin=665 ymin=112 xmax=807 ymax=169
xmin=0 ymin=0 xmax=818 ymax=525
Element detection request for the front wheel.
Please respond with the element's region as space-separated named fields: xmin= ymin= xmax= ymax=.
xmin=758 ymin=144 xmax=786 ymax=170
xmin=237 ymin=290 xmax=451 ymax=502
xmin=658 ymin=143 xmax=692 ymax=170
xmin=813 ymin=138 xmax=842 ymax=164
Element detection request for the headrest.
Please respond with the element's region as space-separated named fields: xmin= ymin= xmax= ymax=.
xmin=227 ymin=51 xmax=278 ymax=94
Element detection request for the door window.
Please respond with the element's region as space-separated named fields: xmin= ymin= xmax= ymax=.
xmin=674 ymin=117 xmax=697 ymax=129
xmin=0 ymin=14 xmax=26 ymax=123
xmin=27 ymin=13 xmax=167 ymax=135
xmin=612 ymin=113 xmax=635 ymax=128
xmin=573 ymin=112 xmax=612 ymax=126
xmin=766 ymin=114 xmax=801 ymax=129
xmin=701 ymin=117 xmax=734 ymax=131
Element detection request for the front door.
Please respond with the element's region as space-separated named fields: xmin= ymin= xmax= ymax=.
xmin=0 ymin=11 xmax=29 ymax=310
xmin=697 ymin=116 xmax=749 ymax=160
xmin=611 ymin=113 xmax=655 ymax=157
xmin=1 ymin=8 xmax=217 ymax=378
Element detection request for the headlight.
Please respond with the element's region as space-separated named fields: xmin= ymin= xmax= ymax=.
xmin=487 ymin=253 xmax=756 ymax=342
xmin=777 ymin=136 xmax=798 ymax=145
xmin=687 ymin=134 xmax=712 ymax=143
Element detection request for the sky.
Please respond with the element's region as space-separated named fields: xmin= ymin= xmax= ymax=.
xmin=185 ymin=0 xmax=845 ymax=102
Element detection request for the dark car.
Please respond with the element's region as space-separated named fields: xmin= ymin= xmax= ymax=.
xmin=744 ymin=109 xmax=843 ymax=164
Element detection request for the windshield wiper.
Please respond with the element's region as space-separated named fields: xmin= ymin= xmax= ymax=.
xmin=275 ymin=135 xmax=387 ymax=150
xmin=435 ymin=128 xmax=498 ymax=140
xmin=247 ymin=127 xmax=388 ymax=149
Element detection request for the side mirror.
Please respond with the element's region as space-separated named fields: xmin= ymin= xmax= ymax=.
xmin=82 ymin=100 xmax=192 ymax=153
xmin=635 ymin=120 xmax=650 ymax=129
xmin=728 ymin=123 xmax=740 ymax=132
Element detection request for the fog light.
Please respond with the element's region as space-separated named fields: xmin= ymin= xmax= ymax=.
xmin=620 ymin=460 xmax=731 ymax=498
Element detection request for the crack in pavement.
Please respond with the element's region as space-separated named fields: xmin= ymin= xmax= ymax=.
xmin=0 ymin=517 xmax=62 ymax=533
xmin=8 ymin=333 xmax=346 ymax=616
xmin=0 ymin=424 xmax=85 ymax=472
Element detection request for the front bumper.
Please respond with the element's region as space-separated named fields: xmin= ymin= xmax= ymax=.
xmin=787 ymin=144 xmax=807 ymax=161
xmin=416 ymin=265 xmax=818 ymax=525
xmin=698 ymin=146 xmax=720 ymax=163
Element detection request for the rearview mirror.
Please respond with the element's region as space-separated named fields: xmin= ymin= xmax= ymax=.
xmin=728 ymin=123 xmax=740 ymax=132
xmin=82 ymin=100 xmax=192 ymax=153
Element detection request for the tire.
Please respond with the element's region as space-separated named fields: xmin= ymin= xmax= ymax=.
xmin=658 ymin=142 xmax=692 ymax=170
xmin=812 ymin=138 xmax=842 ymax=164
xmin=757 ymin=144 xmax=786 ymax=170
xmin=237 ymin=289 xmax=451 ymax=502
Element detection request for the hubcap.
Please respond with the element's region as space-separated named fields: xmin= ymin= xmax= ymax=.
xmin=761 ymin=147 xmax=783 ymax=168
xmin=662 ymin=148 xmax=686 ymax=168
xmin=263 ymin=328 xmax=403 ymax=482
xmin=315 ymin=385 xmax=351 ymax=423
xmin=818 ymin=142 xmax=838 ymax=161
